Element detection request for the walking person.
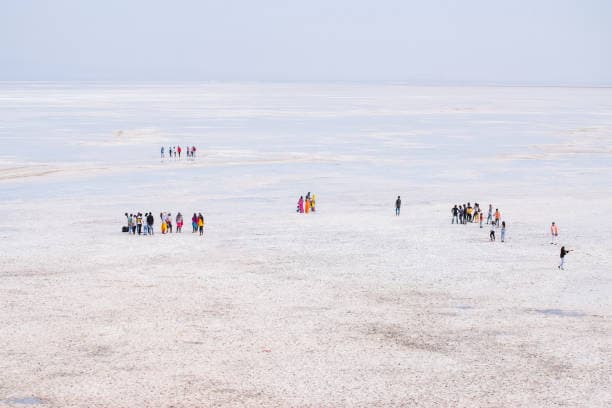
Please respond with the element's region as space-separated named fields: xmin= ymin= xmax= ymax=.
xmin=490 ymin=224 xmax=496 ymax=241
xmin=395 ymin=196 xmax=401 ymax=216
xmin=559 ymin=246 xmax=572 ymax=270
xmin=494 ymin=208 xmax=501 ymax=226
xmin=311 ymin=194 xmax=316 ymax=212
xmin=487 ymin=204 xmax=493 ymax=224
xmin=550 ymin=222 xmax=559 ymax=245
xmin=305 ymin=196 xmax=311 ymax=214
xmin=452 ymin=205 xmax=459 ymax=224
xmin=501 ymin=221 xmax=506 ymax=242
xmin=297 ymin=196 xmax=304 ymax=213
xmin=198 ymin=213 xmax=204 ymax=236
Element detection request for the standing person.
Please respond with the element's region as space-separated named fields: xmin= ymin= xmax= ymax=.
xmin=494 ymin=209 xmax=501 ymax=226
xmin=395 ymin=196 xmax=401 ymax=216
xmin=311 ymin=194 xmax=316 ymax=212
xmin=127 ymin=213 xmax=134 ymax=234
xmin=501 ymin=221 xmax=506 ymax=242
xmin=490 ymin=223 xmax=496 ymax=241
xmin=161 ymin=218 xmax=168 ymax=234
xmin=166 ymin=213 xmax=173 ymax=233
xmin=136 ymin=213 xmax=143 ymax=235
xmin=192 ymin=146 xmax=197 ymax=158
xmin=177 ymin=146 xmax=182 ymax=159
xmin=298 ymin=196 xmax=304 ymax=213
xmin=305 ymin=196 xmax=311 ymax=213
xmin=451 ymin=205 xmax=459 ymax=224
xmin=487 ymin=204 xmax=493 ymax=224
xmin=147 ymin=212 xmax=154 ymax=235
xmin=198 ymin=213 xmax=204 ymax=236
xmin=467 ymin=203 xmax=473 ymax=222
xmin=161 ymin=146 xmax=165 ymax=158
xmin=559 ymin=246 xmax=572 ymax=270
xmin=462 ymin=205 xmax=468 ymax=224
xmin=176 ymin=212 xmax=183 ymax=233
xmin=479 ymin=210 xmax=484 ymax=228
xmin=550 ymin=222 xmax=559 ymax=245
xmin=142 ymin=213 xmax=149 ymax=235
xmin=192 ymin=213 xmax=198 ymax=233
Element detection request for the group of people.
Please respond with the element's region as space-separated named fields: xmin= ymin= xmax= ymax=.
xmin=160 ymin=145 xmax=197 ymax=159
xmin=451 ymin=203 xmax=506 ymax=242
xmin=297 ymin=192 xmax=317 ymax=214
xmin=124 ymin=211 xmax=205 ymax=236
xmin=451 ymin=203 xmax=500 ymax=227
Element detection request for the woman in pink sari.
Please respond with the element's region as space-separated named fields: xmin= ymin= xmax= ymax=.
xmin=297 ymin=196 xmax=304 ymax=213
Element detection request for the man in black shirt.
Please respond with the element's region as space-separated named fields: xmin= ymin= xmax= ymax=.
xmin=395 ymin=196 xmax=401 ymax=216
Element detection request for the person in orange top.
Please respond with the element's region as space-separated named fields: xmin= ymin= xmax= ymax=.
xmin=198 ymin=213 xmax=205 ymax=236
xmin=494 ymin=209 xmax=501 ymax=226
xmin=550 ymin=222 xmax=559 ymax=245
xmin=305 ymin=197 xmax=311 ymax=213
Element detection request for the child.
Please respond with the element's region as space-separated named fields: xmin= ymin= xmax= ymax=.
xmin=501 ymin=221 xmax=506 ymax=242
xmin=490 ymin=224 xmax=496 ymax=241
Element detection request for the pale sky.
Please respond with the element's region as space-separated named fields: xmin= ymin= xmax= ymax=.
xmin=1 ymin=0 xmax=611 ymax=84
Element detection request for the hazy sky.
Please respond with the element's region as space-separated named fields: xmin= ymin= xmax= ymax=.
xmin=1 ymin=0 xmax=611 ymax=84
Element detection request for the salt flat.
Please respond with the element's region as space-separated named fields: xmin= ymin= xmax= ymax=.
xmin=0 ymin=83 xmax=611 ymax=407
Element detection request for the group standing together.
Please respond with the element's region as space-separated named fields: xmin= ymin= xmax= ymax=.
xmin=451 ymin=203 xmax=506 ymax=242
xmin=161 ymin=145 xmax=197 ymax=159
xmin=297 ymin=192 xmax=317 ymax=214
xmin=124 ymin=211 xmax=205 ymax=236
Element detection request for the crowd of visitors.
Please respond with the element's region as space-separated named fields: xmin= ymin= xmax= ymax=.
xmin=124 ymin=211 xmax=205 ymax=236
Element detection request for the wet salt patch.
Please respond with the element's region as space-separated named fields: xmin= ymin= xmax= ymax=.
xmin=532 ymin=308 xmax=587 ymax=317
xmin=2 ymin=397 xmax=44 ymax=405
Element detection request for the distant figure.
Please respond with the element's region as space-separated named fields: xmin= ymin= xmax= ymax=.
xmin=198 ymin=213 xmax=204 ymax=236
xmin=559 ymin=246 xmax=572 ymax=270
xmin=501 ymin=221 xmax=506 ymax=242
xmin=297 ymin=196 xmax=304 ymax=213
xmin=166 ymin=213 xmax=173 ymax=233
xmin=177 ymin=146 xmax=182 ymax=159
xmin=395 ymin=196 xmax=401 ymax=216
xmin=305 ymin=197 xmax=311 ymax=213
xmin=479 ymin=211 xmax=483 ymax=228
xmin=550 ymin=222 xmax=559 ymax=245
xmin=451 ymin=205 xmax=459 ymax=224
xmin=487 ymin=204 xmax=493 ymax=224
xmin=176 ymin=212 xmax=183 ymax=233
xmin=311 ymin=194 xmax=317 ymax=212
xmin=494 ymin=208 xmax=501 ymax=226
xmin=490 ymin=224 xmax=496 ymax=241
xmin=136 ymin=213 xmax=143 ymax=235
xmin=147 ymin=212 xmax=154 ymax=235
xmin=192 ymin=213 xmax=198 ymax=233
xmin=160 ymin=146 xmax=165 ymax=158
xmin=192 ymin=146 xmax=197 ymax=158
